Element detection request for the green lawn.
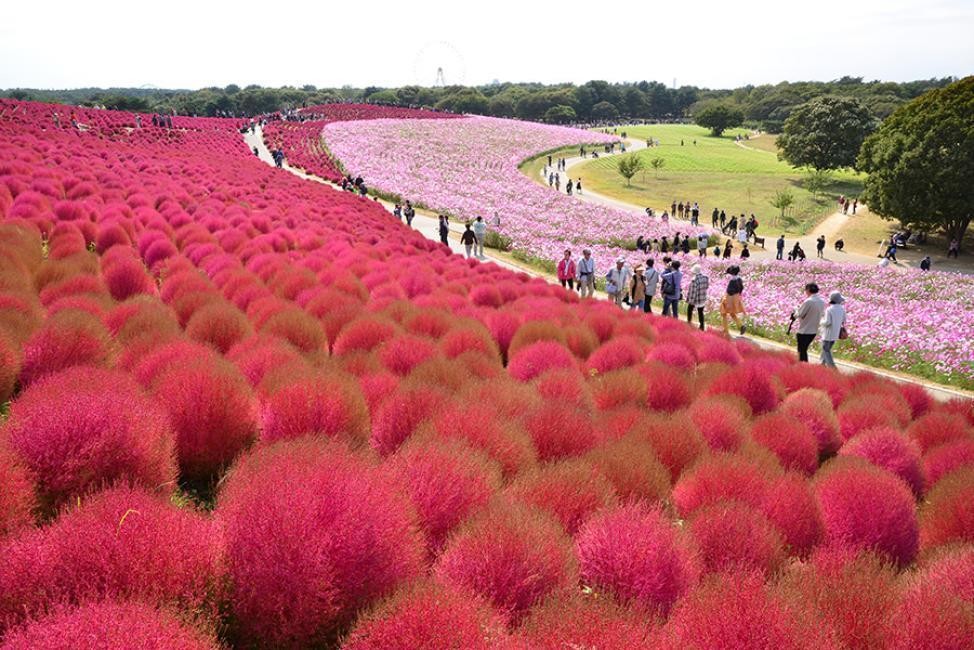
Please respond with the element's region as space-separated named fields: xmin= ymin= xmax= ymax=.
xmin=577 ymin=124 xmax=864 ymax=235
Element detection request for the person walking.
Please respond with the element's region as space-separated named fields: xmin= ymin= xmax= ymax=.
xmin=576 ymin=180 xmax=582 ymax=194
xmin=686 ymin=264 xmax=709 ymax=330
xmin=630 ymin=264 xmax=647 ymax=311
xmin=816 ymin=235 xmax=826 ymax=258
xmin=776 ymin=235 xmax=785 ymax=261
xmin=393 ymin=203 xmax=403 ymax=221
xmin=722 ymin=239 xmax=733 ymax=259
xmin=820 ymin=291 xmax=846 ymax=368
xmin=460 ymin=223 xmax=476 ymax=257
xmin=712 ymin=207 xmax=719 ymax=228
xmin=697 ymin=232 xmax=709 ymax=257
xmin=557 ymin=249 xmax=577 ymax=291
xmin=439 ymin=215 xmax=450 ymax=246
xmin=720 ymin=265 xmax=746 ymax=335
xmin=795 ymin=283 xmax=826 ymax=362
xmin=577 ymin=249 xmax=596 ymax=298
xmin=948 ymin=239 xmax=960 ymax=259
xmin=404 ymin=201 xmax=415 ymax=227
xmin=661 ymin=260 xmax=683 ymax=318
xmin=473 ymin=216 xmax=487 ymax=258
xmin=643 ymin=258 xmax=660 ymax=314
xmin=605 ymin=258 xmax=632 ymax=308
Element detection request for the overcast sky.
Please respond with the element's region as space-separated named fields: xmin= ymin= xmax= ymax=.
xmin=2 ymin=0 xmax=971 ymax=90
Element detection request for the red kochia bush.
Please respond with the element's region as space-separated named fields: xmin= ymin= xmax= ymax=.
xmin=522 ymin=403 xmax=597 ymax=461
xmin=0 ymin=333 xmax=21 ymax=403
xmin=923 ymin=438 xmax=974 ymax=487
xmin=342 ymin=581 xmax=508 ymax=650
xmin=0 ymin=486 xmax=224 ymax=634
xmin=0 ymin=441 xmax=34 ymax=538
xmin=150 ymin=358 xmax=258 ymax=481
xmin=636 ymin=412 xmax=709 ymax=480
xmin=813 ymin=457 xmax=919 ymax=566
xmin=586 ymin=336 xmax=648 ymax=373
xmin=370 ymin=385 xmax=447 ymax=455
xmin=660 ymin=570 xmax=822 ymax=650
xmin=507 ymin=340 xmax=576 ymax=381
xmin=389 ymin=434 xmax=502 ymax=554
xmin=776 ymin=549 xmax=900 ymax=650
xmin=260 ymin=372 xmax=370 ymax=446
xmin=918 ymin=466 xmax=974 ymax=551
xmin=706 ymin=364 xmax=779 ymax=414
xmin=513 ymin=593 xmax=657 ymax=649
xmin=575 ymin=503 xmax=699 ymax=617
xmin=687 ymin=395 xmax=750 ymax=452
xmin=1 ymin=367 xmax=176 ymax=511
xmin=217 ymin=439 xmax=425 ymax=647
xmin=436 ymin=502 xmax=578 ymax=623
xmin=672 ymin=452 xmax=780 ymax=518
xmin=750 ymin=412 xmax=819 ymax=475
xmin=0 ymin=601 xmax=219 ymax=650
xmin=505 ymin=460 xmax=619 ymax=534
xmin=19 ymin=310 xmax=116 ymax=386
xmin=378 ymin=334 xmax=437 ymax=376
xmin=839 ymin=426 xmax=925 ymax=497
xmin=907 ymin=411 xmax=973 ymax=452
xmin=185 ymin=300 xmax=253 ymax=354
xmin=583 ymin=433 xmax=671 ymax=503
xmin=687 ymin=501 xmax=786 ymax=576
xmin=779 ymin=388 xmax=842 ymax=456
xmin=422 ymin=402 xmax=537 ymax=478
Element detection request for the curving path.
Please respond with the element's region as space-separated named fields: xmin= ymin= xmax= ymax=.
xmin=243 ymin=126 xmax=971 ymax=402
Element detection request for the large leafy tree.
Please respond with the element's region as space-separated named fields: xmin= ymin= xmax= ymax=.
xmin=694 ymin=102 xmax=744 ymax=136
xmin=778 ymin=96 xmax=876 ymax=171
xmin=858 ymin=76 xmax=974 ymax=249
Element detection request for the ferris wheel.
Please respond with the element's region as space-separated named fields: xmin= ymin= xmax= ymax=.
xmin=412 ymin=41 xmax=466 ymax=87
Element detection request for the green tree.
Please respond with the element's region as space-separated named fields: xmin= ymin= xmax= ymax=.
xmin=616 ymin=154 xmax=645 ymax=186
xmin=778 ymin=95 xmax=876 ymax=171
xmin=858 ymin=76 xmax=974 ymax=250
xmin=770 ymin=189 xmax=795 ymax=226
xmin=591 ymin=101 xmax=620 ymax=121
xmin=436 ymin=89 xmax=489 ymax=114
xmin=803 ymin=169 xmax=832 ymax=196
xmin=366 ymin=89 xmax=400 ymax=104
xmin=649 ymin=157 xmax=665 ymax=178
xmin=544 ymin=105 xmax=577 ymax=124
xmin=694 ymin=102 xmax=745 ymax=136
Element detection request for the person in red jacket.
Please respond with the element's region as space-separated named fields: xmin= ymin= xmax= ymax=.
xmin=557 ymin=249 xmax=577 ymax=291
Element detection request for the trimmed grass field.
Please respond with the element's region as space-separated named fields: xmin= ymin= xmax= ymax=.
xmin=575 ymin=124 xmax=864 ymax=234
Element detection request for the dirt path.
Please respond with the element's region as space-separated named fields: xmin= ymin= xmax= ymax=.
xmin=243 ymin=127 xmax=971 ymax=402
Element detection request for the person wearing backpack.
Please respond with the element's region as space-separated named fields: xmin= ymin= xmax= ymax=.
xmin=660 ymin=260 xmax=682 ymax=318
xmin=720 ymin=265 xmax=746 ymax=335
xmin=820 ymin=291 xmax=846 ymax=368
xmin=605 ymin=257 xmax=631 ymax=307
xmin=643 ymin=258 xmax=660 ymax=314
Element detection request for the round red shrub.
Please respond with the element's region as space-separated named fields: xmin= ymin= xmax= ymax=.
xmin=435 ymin=501 xmax=578 ymax=623
xmin=919 ymin=466 xmax=974 ymax=551
xmin=0 ymin=333 xmax=19 ymax=403
xmin=185 ymin=301 xmax=253 ymax=354
xmin=505 ymin=459 xmax=618 ymax=534
xmin=103 ymin=255 xmax=156 ymax=301
xmin=590 ymin=367 xmax=649 ymax=411
xmin=576 ymin=503 xmax=698 ymax=616
xmin=672 ymin=452 xmax=780 ymax=518
xmin=923 ymin=438 xmax=974 ymax=488
xmin=907 ymin=412 xmax=974 ymax=453
xmin=260 ymin=372 xmax=369 ymax=446
xmin=687 ymin=501 xmax=786 ymax=576
xmin=260 ymin=307 xmax=327 ymax=354
xmin=688 ymin=395 xmax=750 ymax=452
xmin=370 ymin=385 xmax=447 ymax=456
xmin=635 ymin=412 xmax=709 ymax=480
xmin=661 ymin=570 xmax=824 ymax=649
xmin=342 ymin=581 xmax=507 ymax=650
xmin=513 ymin=592 xmax=657 ymax=649
xmin=1 ymin=367 xmax=176 ymax=511
xmin=0 ymin=441 xmax=34 ymax=539
xmin=776 ymin=549 xmax=900 ymax=650
xmin=776 ymin=362 xmax=849 ymax=406
xmin=424 ymin=402 xmax=537 ymax=478
xmin=217 ymin=438 xmax=425 ymax=647
xmin=440 ymin=325 xmax=500 ymax=361
xmin=707 ymin=364 xmax=779 ymax=414
xmin=587 ymin=336 xmax=648 ymax=373
xmin=19 ymin=310 xmax=115 ymax=386
xmin=534 ymin=367 xmax=594 ymax=412
xmin=583 ymin=433 xmax=671 ymax=503
xmin=332 ymin=316 xmax=396 ymax=355
xmin=760 ymin=472 xmax=824 ymax=557
xmin=0 ymin=601 xmax=219 ymax=650
xmin=839 ymin=426 xmax=925 ymax=497
xmin=507 ymin=340 xmax=576 ymax=382
xmin=898 ymin=382 xmax=933 ymax=419
xmin=837 ymin=396 xmax=901 ymax=441
xmin=779 ymin=388 xmax=842 ymax=456
xmin=751 ymin=412 xmax=819 ymax=475
xmin=639 ymin=362 xmax=692 ymax=412
xmin=0 ymin=485 xmax=223 ymax=634
xmin=378 ymin=334 xmax=437 ymax=376
xmin=150 ymin=358 xmax=258 ymax=482
xmin=814 ymin=457 xmax=919 ymax=565
xmin=522 ymin=403 xmax=597 ymax=461
xmin=390 ymin=434 xmax=502 ymax=554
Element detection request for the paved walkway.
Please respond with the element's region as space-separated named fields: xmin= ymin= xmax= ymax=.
xmin=242 ymin=127 xmax=971 ymax=402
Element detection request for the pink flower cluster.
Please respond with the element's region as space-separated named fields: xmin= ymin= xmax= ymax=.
xmin=0 ymin=100 xmax=972 ymax=648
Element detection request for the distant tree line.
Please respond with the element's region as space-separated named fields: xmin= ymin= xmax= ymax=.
xmin=1 ymin=77 xmax=954 ymax=130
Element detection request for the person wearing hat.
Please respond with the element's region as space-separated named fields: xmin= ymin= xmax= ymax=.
xmin=686 ymin=264 xmax=710 ymax=330
xmin=820 ymin=291 xmax=846 ymax=368
xmin=720 ymin=265 xmax=746 ymax=335
xmin=605 ymin=257 xmax=631 ymax=308
xmin=629 ymin=264 xmax=647 ymax=312
xmin=577 ymin=249 xmax=596 ymax=298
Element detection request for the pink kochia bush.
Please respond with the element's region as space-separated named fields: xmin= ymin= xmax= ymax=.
xmin=341 ymin=581 xmax=508 ymax=650
xmin=259 ymin=372 xmax=370 ymax=446
xmin=813 ymin=457 xmax=919 ymax=566
xmin=575 ymin=503 xmax=699 ymax=617
xmin=217 ymin=438 xmax=425 ymax=647
xmin=0 ymin=367 xmax=177 ymax=511
xmin=687 ymin=501 xmax=786 ymax=576
xmin=918 ymin=466 xmax=974 ymax=551
xmin=0 ymin=601 xmax=220 ymax=650
xmin=512 ymin=593 xmax=658 ymax=649
xmin=838 ymin=426 xmax=926 ymax=497
xmin=507 ymin=340 xmax=576 ymax=381
xmin=0 ymin=441 xmax=35 ymax=538
xmin=0 ymin=485 xmax=224 ymax=634
xmin=435 ymin=501 xmax=578 ymax=623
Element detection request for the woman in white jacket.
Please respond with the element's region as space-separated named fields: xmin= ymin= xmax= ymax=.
xmin=820 ymin=291 xmax=846 ymax=368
